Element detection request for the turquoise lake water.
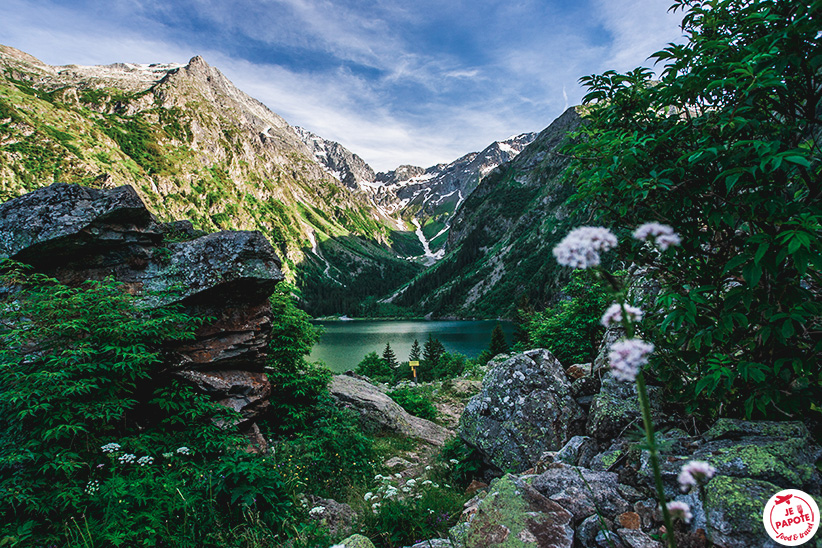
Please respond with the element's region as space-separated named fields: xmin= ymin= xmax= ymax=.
xmin=309 ymin=320 xmax=516 ymax=372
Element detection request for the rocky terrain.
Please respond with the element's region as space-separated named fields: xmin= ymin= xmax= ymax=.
xmin=328 ymin=336 xmax=822 ymax=548
xmin=0 ymin=183 xmax=283 ymax=446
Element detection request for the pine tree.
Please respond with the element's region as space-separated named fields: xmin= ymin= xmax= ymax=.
xmin=409 ymin=339 xmax=421 ymax=362
xmin=489 ymin=323 xmax=509 ymax=357
xmin=421 ymin=334 xmax=445 ymax=381
xmin=382 ymin=342 xmax=399 ymax=368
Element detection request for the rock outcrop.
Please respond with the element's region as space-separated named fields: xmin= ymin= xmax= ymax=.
xmin=444 ymin=345 xmax=822 ymax=548
xmin=329 ymin=374 xmax=453 ymax=446
xmin=0 ymin=183 xmax=283 ymax=444
xmin=460 ymin=349 xmax=585 ymax=472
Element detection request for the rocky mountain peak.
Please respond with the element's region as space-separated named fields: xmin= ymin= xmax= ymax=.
xmin=293 ymin=127 xmax=376 ymax=190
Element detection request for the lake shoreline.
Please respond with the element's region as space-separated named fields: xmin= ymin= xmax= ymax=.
xmin=309 ymin=319 xmax=516 ymax=372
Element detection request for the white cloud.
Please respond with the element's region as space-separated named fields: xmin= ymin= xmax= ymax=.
xmin=0 ymin=0 xmax=686 ymax=172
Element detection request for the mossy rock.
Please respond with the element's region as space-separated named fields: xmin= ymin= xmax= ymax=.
xmin=338 ymin=534 xmax=376 ymax=548
xmin=703 ymin=419 xmax=809 ymax=442
xmin=463 ymin=474 xmax=573 ymax=548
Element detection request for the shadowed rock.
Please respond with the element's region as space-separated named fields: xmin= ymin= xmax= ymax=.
xmin=0 ymin=183 xmax=284 ymax=442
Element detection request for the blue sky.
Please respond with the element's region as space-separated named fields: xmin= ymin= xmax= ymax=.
xmin=0 ymin=0 xmax=685 ymax=171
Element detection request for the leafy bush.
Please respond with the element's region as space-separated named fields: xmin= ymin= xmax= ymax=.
xmin=567 ymin=0 xmax=822 ymax=419
xmin=434 ymin=437 xmax=485 ymax=489
xmin=356 ymin=351 xmax=395 ymax=384
xmin=521 ymin=269 xmax=611 ymax=365
xmin=387 ymin=387 xmax=438 ymax=421
xmin=276 ymin=403 xmax=376 ymax=499
xmin=359 ymin=473 xmax=467 ymax=548
xmin=0 ymin=263 xmax=299 ymax=546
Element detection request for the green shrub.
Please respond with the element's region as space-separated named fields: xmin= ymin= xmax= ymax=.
xmin=522 ymin=269 xmax=611 ymax=365
xmin=356 ymin=351 xmax=394 ymax=383
xmin=359 ymin=475 xmax=467 ymax=548
xmin=567 ymin=0 xmax=822 ymax=420
xmin=0 ymin=262 xmax=299 ymax=546
xmin=276 ymin=403 xmax=376 ymax=499
xmin=434 ymin=437 xmax=484 ymax=489
xmin=387 ymin=387 xmax=438 ymax=421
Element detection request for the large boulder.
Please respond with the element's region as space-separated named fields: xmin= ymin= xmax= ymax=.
xmin=530 ymin=463 xmax=632 ymax=523
xmin=462 ymin=474 xmax=574 ymax=548
xmin=586 ymin=371 xmax=666 ymax=443
xmin=0 ymin=183 xmax=284 ymax=438
xmin=329 ymin=374 xmax=452 ymax=446
xmin=460 ymin=349 xmax=585 ymax=472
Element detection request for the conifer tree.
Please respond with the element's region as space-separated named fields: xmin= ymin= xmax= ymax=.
xmin=489 ymin=323 xmax=509 ymax=357
xmin=409 ymin=339 xmax=421 ymax=362
xmin=421 ymin=334 xmax=445 ymax=381
xmin=382 ymin=342 xmax=399 ymax=368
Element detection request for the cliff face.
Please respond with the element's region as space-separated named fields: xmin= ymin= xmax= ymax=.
xmin=0 ymin=183 xmax=282 ymax=447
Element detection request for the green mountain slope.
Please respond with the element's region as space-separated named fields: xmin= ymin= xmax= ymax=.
xmin=387 ymin=107 xmax=584 ymax=318
xmin=0 ymin=45 xmax=421 ymax=314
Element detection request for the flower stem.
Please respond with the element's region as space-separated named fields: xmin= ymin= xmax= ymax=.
xmin=636 ymin=371 xmax=676 ymax=548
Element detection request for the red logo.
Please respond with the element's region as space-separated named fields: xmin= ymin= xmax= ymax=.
xmin=763 ymin=489 xmax=820 ymax=546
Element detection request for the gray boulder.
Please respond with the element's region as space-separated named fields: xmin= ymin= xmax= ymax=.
xmin=530 ymin=463 xmax=632 ymax=523
xmin=329 ymin=375 xmax=452 ymax=446
xmin=586 ymin=371 xmax=664 ymax=442
xmin=460 ymin=349 xmax=585 ymax=472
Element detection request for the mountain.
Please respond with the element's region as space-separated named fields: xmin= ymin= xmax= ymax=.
xmin=0 ymin=44 xmax=421 ymax=315
xmin=386 ymin=107 xmax=584 ymax=318
xmin=296 ymin=127 xmax=537 ymax=264
xmin=0 ymin=43 xmax=559 ymax=319
xmin=293 ymin=126 xmax=375 ymax=191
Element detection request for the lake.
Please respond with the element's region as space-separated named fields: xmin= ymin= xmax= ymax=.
xmin=309 ymin=320 xmax=516 ymax=372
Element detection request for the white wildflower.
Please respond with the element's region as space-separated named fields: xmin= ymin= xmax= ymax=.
xmin=633 ymin=223 xmax=681 ymax=250
xmin=101 ymin=443 xmax=121 ymax=453
xmin=309 ymin=506 xmax=326 ymax=517
xmin=601 ymin=303 xmax=644 ymax=328
xmin=666 ymin=501 xmax=693 ymax=523
xmin=175 ymin=446 xmax=191 ymax=455
xmin=364 ymin=492 xmax=374 ymax=501
xmin=678 ymin=460 xmax=716 ymax=492
xmin=137 ymin=455 xmax=154 ymax=467
xmin=118 ymin=453 xmax=136 ymax=464
xmin=162 ymin=452 xmax=173 ymax=458
xmin=553 ymin=226 xmax=618 ymax=269
xmin=608 ymin=338 xmax=654 ymax=382
xmin=85 ymin=480 xmax=100 ymax=494
xmin=449 ymin=459 xmax=459 ymax=465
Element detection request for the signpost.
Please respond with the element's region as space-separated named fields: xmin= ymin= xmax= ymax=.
xmin=409 ymin=360 xmax=419 ymax=383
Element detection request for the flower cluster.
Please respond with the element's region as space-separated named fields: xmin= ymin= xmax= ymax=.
xmin=601 ymin=303 xmax=643 ymax=328
xmin=666 ymin=501 xmax=693 ymax=523
xmin=552 ymin=226 xmax=618 ymax=269
xmin=608 ymin=338 xmax=654 ymax=381
xmin=176 ymin=446 xmax=191 ymax=455
xmin=364 ymin=472 xmax=443 ymax=513
xmin=118 ymin=453 xmax=136 ymax=464
xmin=137 ymin=456 xmax=154 ymax=467
xmin=101 ymin=442 xmax=121 ymax=453
xmin=85 ymin=479 xmax=100 ymax=495
xmin=633 ymin=222 xmax=681 ymax=250
xmin=308 ymin=505 xmax=326 ymax=517
xmin=678 ymin=460 xmax=716 ymax=492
